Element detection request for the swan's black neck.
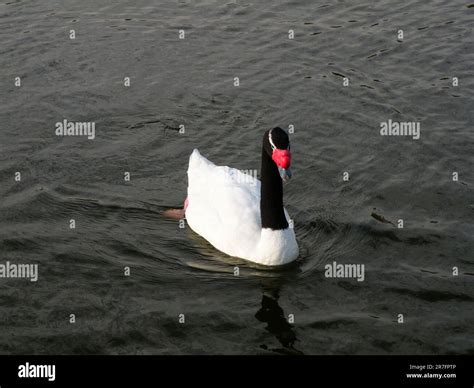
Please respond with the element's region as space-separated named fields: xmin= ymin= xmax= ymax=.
xmin=260 ymin=145 xmax=288 ymax=230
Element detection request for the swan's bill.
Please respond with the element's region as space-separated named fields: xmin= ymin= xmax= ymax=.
xmin=278 ymin=167 xmax=292 ymax=183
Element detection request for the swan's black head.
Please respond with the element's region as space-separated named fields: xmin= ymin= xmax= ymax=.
xmin=263 ymin=127 xmax=292 ymax=182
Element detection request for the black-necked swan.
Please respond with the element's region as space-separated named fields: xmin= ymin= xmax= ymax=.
xmin=169 ymin=127 xmax=299 ymax=266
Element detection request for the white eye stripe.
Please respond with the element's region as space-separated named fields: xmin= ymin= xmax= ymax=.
xmin=268 ymin=129 xmax=277 ymax=150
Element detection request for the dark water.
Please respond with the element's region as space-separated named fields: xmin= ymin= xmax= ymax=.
xmin=1 ymin=0 xmax=473 ymax=354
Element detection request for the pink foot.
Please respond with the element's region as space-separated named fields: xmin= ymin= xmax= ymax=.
xmin=162 ymin=198 xmax=188 ymax=220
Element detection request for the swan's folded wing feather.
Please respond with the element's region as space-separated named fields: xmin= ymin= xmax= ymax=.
xmin=186 ymin=150 xmax=261 ymax=258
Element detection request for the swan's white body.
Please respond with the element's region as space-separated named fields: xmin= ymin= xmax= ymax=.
xmin=185 ymin=149 xmax=299 ymax=266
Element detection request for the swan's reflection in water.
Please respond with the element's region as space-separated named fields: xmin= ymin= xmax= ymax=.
xmin=180 ymin=232 xmax=304 ymax=353
xmin=256 ymin=277 xmax=303 ymax=355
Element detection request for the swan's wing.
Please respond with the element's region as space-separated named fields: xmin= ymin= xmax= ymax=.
xmin=186 ymin=149 xmax=261 ymax=258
